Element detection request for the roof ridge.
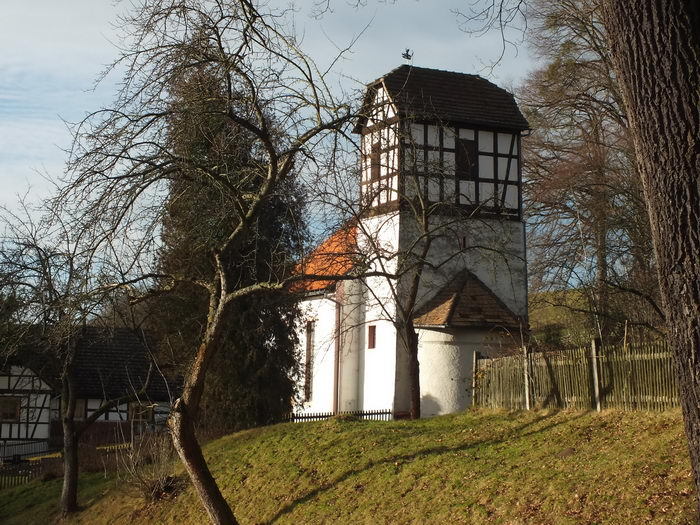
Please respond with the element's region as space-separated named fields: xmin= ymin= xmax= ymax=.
xmin=373 ymin=64 xmax=486 ymax=86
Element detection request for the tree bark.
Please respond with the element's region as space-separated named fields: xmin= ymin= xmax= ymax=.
xmin=168 ymin=306 xmax=239 ymax=524
xmin=60 ymin=419 xmax=79 ymax=514
xmin=169 ymin=400 xmax=238 ymax=525
xmin=406 ymin=325 xmax=421 ymax=419
xmin=602 ymin=0 xmax=700 ymax=509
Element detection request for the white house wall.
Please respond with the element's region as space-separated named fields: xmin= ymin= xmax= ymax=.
xmin=0 ymin=366 xmax=52 ymax=441
xmin=358 ymin=212 xmax=401 ymax=411
xmin=86 ymin=399 xmax=129 ymax=422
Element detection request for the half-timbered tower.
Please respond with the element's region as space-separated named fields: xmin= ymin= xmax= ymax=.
xmin=295 ymin=65 xmax=529 ymax=418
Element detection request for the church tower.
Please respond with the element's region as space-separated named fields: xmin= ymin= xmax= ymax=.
xmin=294 ymin=65 xmax=529 ymax=418
xmin=353 ymin=65 xmax=529 ymax=416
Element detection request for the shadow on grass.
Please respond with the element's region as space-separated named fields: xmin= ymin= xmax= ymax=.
xmin=263 ymin=410 xmax=588 ymax=524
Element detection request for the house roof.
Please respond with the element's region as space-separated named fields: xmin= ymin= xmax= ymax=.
xmin=413 ymin=269 xmax=524 ymax=330
xmin=292 ymin=223 xmax=358 ymax=293
xmin=71 ymin=326 xmax=172 ymax=401
xmin=355 ymin=65 xmax=530 ymax=133
xmin=4 ymin=326 xmax=173 ymax=402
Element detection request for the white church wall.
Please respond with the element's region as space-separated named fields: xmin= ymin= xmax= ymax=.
xmin=417 ymin=328 xmax=516 ymax=417
xmin=358 ymin=212 xmax=401 ymax=411
xmin=400 ymin=214 xmax=527 ymax=320
xmin=337 ymin=279 xmax=364 ymax=412
xmin=295 ymin=294 xmax=339 ymax=414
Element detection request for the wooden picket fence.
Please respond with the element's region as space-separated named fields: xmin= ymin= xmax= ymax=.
xmin=475 ymin=340 xmax=678 ymax=411
xmin=0 ymin=461 xmax=44 ymax=490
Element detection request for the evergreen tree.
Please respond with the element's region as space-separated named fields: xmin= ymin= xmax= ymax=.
xmin=149 ymin=65 xmax=304 ymax=435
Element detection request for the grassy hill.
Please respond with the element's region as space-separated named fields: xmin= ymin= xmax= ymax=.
xmin=0 ymin=410 xmax=696 ymax=524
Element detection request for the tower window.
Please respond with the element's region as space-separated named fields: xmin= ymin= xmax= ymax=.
xmin=368 ymin=325 xmax=377 ymax=349
xmin=370 ymin=142 xmax=381 ymax=181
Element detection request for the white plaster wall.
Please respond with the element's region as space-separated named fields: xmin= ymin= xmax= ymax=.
xmin=401 ymin=214 xmax=528 ymax=321
xmin=358 ymin=212 xmax=401 ymax=411
xmin=418 ymin=329 xmax=474 ymax=417
xmin=337 ymin=279 xmax=364 ymax=412
xmin=295 ymin=294 xmax=339 ymax=414
xmin=417 ymin=328 xmax=514 ymax=417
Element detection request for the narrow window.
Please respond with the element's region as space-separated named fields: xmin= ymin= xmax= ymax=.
xmin=368 ymin=325 xmax=377 ymax=349
xmin=370 ymin=142 xmax=381 ymax=181
xmin=456 ymin=139 xmax=478 ymax=181
xmin=0 ymin=397 xmax=20 ymax=423
xmin=304 ymin=321 xmax=315 ymax=402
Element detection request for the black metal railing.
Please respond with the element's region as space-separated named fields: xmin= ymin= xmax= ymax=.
xmin=0 ymin=440 xmax=54 ymax=463
xmin=285 ymin=409 xmax=393 ymax=423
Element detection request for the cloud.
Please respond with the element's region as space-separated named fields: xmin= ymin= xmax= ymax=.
xmin=0 ymin=0 xmax=534 ymax=211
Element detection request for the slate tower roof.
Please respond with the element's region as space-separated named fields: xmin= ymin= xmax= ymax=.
xmin=355 ymin=64 xmax=530 ymax=133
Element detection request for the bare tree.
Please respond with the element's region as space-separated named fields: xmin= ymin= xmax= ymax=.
xmin=0 ymin=201 xmax=158 ymax=515
xmin=455 ymin=0 xmax=700 ymax=510
xmin=58 ymin=1 xmax=353 ymax=522
xmin=519 ymin=0 xmax=662 ymax=341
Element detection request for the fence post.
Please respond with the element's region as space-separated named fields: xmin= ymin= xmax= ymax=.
xmin=591 ymin=339 xmax=601 ymax=412
xmin=523 ymin=346 xmax=531 ymax=410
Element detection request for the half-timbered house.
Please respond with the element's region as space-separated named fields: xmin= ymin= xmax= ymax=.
xmin=294 ymin=65 xmax=529 ymax=418
xmin=1 ymin=326 xmax=172 ymax=459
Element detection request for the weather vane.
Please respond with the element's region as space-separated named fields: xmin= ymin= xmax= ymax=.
xmin=402 ymin=48 xmax=413 ymax=61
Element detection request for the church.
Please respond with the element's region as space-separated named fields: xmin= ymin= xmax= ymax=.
xmin=294 ymin=65 xmax=529 ymax=418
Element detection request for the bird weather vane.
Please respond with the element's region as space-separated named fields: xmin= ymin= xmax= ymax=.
xmin=402 ymin=48 xmax=413 ymax=61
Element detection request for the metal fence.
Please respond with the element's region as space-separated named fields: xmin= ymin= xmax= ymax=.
xmin=286 ymin=409 xmax=394 ymax=423
xmin=475 ymin=340 xmax=678 ymax=411
xmin=0 ymin=440 xmax=52 ymax=463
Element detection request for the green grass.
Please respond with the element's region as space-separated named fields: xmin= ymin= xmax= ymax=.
xmin=0 ymin=472 xmax=114 ymax=525
xmin=1 ymin=410 xmax=696 ymax=524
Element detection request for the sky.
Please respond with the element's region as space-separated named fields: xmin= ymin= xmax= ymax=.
xmin=0 ymin=0 xmax=535 ymax=208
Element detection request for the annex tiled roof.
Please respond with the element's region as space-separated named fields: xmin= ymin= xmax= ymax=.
xmin=355 ymin=65 xmax=529 ymax=132
xmin=413 ymin=269 xmax=524 ymax=330
xmin=291 ymin=223 xmax=358 ymax=293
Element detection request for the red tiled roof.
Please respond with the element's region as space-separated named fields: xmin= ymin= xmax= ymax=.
xmin=291 ymin=223 xmax=358 ymax=293
xmin=355 ymin=65 xmax=530 ymax=133
xmin=413 ymin=269 xmax=524 ymax=330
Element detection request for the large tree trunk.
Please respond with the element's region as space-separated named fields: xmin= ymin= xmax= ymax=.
xmin=602 ymin=0 xmax=700 ymax=509
xmin=406 ymin=326 xmax=421 ymax=419
xmin=60 ymin=419 xmax=79 ymax=514
xmin=169 ymin=400 xmax=238 ymax=525
xmin=168 ymin=310 xmax=239 ymax=525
